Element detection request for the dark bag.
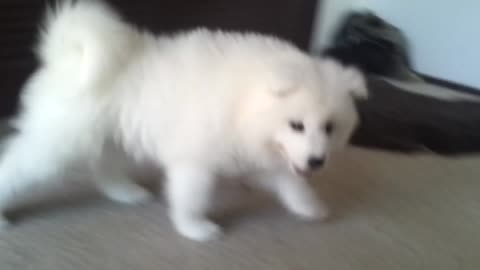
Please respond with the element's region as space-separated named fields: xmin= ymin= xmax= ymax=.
xmin=324 ymin=11 xmax=415 ymax=80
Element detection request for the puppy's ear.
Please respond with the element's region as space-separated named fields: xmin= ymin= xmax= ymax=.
xmin=344 ymin=66 xmax=368 ymax=100
xmin=268 ymin=65 xmax=301 ymax=97
xmin=270 ymin=84 xmax=296 ymax=97
xmin=317 ymin=58 xmax=368 ymax=100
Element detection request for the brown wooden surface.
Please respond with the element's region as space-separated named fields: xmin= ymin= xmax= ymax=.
xmin=352 ymin=78 xmax=480 ymax=155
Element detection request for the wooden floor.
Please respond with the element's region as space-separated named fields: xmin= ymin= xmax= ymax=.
xmin=0 ymin=147 xmax=479 ymax=270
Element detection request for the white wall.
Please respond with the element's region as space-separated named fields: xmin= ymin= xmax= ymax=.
xmin=310 ymin=0 xmax=359 ymax=51
xmin=311 ymin=0 xmax=480 ymax=89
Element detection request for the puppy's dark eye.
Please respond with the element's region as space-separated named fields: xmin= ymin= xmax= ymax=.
xmin=325 ymin=121 xmax=334 ymax=135
xmin=289 ymin=121 xmax=304 ymax=132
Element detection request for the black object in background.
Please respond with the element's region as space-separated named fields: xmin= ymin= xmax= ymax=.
xmin=323 ymin=11 xmax=417 ymax=81
xmin=323 ymin=11 xmax=480 ymax=156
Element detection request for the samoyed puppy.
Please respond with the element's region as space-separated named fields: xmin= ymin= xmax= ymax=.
xmin=0 ymin=0 xmax=367 ymax=241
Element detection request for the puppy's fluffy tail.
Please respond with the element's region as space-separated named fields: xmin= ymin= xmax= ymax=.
xmin=36 ymin=0 xmax=139 ymax=89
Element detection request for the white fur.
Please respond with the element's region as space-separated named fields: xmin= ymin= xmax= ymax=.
xmin=0 ymin=0 xmax=367 ymax=241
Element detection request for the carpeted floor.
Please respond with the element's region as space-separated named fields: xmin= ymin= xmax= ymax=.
xmin=0 ymin=145 xmax=479 ymax=270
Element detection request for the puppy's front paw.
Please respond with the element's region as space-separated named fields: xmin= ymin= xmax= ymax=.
xmin=290 ymin=199 xmax=329 ymax=221
xmin=174 ymin=217 xmax=222 ymax=242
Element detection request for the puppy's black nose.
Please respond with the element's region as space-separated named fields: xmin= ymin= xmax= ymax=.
xmin=308 ymin=156 xmax=325 ymax=170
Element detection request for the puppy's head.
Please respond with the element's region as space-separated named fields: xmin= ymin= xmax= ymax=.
xmin=254 ymin=57 xmax=367 ymax=177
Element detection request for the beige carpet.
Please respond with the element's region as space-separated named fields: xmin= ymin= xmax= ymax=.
xmin=0 ymin=144 xmax=479 ymax=269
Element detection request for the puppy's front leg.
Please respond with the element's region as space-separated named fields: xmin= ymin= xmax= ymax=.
xmin=270 ymin=172 xmax=328 ymax=221
xmin=165 ymin=165 xmax=221 ymax=241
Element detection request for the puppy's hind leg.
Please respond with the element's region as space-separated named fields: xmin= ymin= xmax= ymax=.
xmin=91 ymin=147 xmax=153 ymax=205
xmin=0 ymin=131 xmax=73 ymax=228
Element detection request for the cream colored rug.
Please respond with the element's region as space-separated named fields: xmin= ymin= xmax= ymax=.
xmin=0 ymin=145 xmax=479 ymax=270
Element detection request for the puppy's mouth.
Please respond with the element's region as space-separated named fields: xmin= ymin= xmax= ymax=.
xmin=273 ymin=141 xmax=312 ymax=178
xmin=290 ymin=163 xmax=312 ymax=178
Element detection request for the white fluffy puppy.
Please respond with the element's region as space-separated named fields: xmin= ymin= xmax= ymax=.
xmin=0 ymin=0 xmax=367 ymax=241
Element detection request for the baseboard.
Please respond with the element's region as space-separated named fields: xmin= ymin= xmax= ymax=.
xmin=419 ymin=73 xmax=480 ymax=96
